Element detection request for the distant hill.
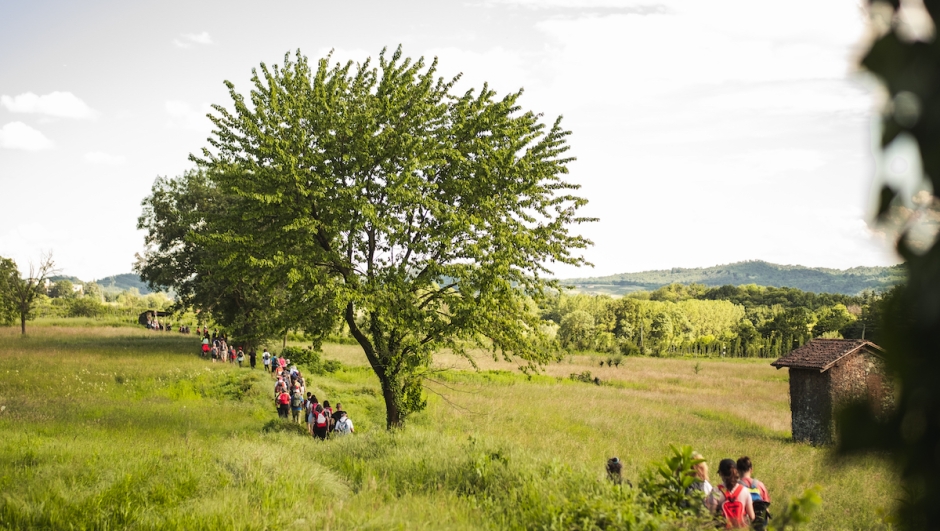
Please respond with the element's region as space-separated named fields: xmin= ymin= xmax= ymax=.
xmin=563 ymin=260 xmax=905 ymax=296
xmin=92 ymin=273 xmax=153 ymax=295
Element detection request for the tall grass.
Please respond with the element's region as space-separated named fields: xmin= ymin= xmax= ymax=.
xmin=0 ymin=325 xmax=892 ymax=530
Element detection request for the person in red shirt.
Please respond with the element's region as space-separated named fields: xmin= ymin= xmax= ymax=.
xmin=276 ymin=390 xmax=291 ymax=419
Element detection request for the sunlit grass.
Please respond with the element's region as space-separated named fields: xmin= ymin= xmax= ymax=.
xmin=0 ymin=324 xmax=892 ymax=530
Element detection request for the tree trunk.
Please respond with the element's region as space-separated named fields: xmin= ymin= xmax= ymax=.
xmin=344 ymin=302 xmax=403 ymax=429
xmin=379 ymin=376 xmax=402 ymax=429
xmin=20 ymin=312 xmax=26 ymax=335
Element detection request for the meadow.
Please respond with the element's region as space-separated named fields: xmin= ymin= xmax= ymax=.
xmin=0 ymin=323 xmax=892 ymax=530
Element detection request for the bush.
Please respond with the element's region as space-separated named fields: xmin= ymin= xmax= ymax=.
xmin=569 ymin=371 xmax=600 ymax=385
xmin=619 ymin=338 xmax=640 ymax=356
xmin=637 ymin=444 xmax=709 ymax=518
xmin=66 ymin=297 xmax=106 ymax=318
xmin=280 ymin=346 xmax=318 ymax=366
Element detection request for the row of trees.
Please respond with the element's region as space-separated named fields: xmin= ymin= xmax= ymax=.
xmin=542 ymin=284 xmax=894 ymax=358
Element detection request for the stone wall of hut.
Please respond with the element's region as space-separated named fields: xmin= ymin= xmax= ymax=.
xmin=789 ymin=369 xmax=832 ymax=445
xmin=828 ymin=350 xmax=894 ymax=419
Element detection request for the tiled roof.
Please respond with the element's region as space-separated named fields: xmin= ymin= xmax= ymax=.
xmin=771 ymin=339 xmax=884 ymax=372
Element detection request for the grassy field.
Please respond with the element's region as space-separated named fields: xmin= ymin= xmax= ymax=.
xmin=0 ymin=325 xmax=892 ymax=530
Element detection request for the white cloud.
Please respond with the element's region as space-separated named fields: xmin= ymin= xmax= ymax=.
xmin=173 ymin=31 xmax=213 ymax=48
xmin=165 ymin=100 xmax=212 ymax=131
xmin=0 ymin=121 xmax=54 ymax=151
xmin=84 ymin=151 xmax=126 ymax=165
xmin=0 ymin=91 xmax=97 ymax=119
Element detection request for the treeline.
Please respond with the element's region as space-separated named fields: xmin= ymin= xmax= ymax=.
xmin=540 ymin=283 xmax=894 ymax=358
xmin=33 ymin=278 xmax=173 ymax=320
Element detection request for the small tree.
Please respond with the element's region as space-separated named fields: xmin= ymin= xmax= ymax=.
xmin=141 ymin=47 xmax=593 ymax=428
xmin=0 ymin=253 xmax=57 ymax=334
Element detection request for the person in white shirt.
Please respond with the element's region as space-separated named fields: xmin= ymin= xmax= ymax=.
xmin=334 ymin=410 xmax=354 ymax=435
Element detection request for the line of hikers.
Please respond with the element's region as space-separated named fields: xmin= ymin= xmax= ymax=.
xmin=194 ymin=333 xmax=355 ymax=439
xmin=200 ymin=336 xmax=255 ymax=367
xmin=270 ymin=354 xmax=355 ymax=439
xmin=693 ymin=454 xmax=771 ymax=530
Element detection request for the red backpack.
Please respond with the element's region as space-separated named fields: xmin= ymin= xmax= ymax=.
xmin=718 ymin=484 xmax=746 ymax=529
xmin=315 ymin=409 xmax=328 ymax=428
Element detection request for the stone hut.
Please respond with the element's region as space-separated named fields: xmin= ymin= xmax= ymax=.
xmin=771 ymin=338 xmax=892 ymax=445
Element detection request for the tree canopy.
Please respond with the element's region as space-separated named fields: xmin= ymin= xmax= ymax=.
xmin=137 ymin=47 xmax=593 ymax=427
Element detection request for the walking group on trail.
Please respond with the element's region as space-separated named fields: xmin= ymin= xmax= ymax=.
xmin=194 ymin=327 xmax=356 ymax=441
xmin=690 ymin=454 xmax=771 ymax=530
xmin=266 ymin=347 xmax=355 ymax=440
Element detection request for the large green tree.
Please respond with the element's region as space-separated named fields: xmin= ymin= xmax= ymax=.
xmin=157 ymin=47 xmax=593 ymax=427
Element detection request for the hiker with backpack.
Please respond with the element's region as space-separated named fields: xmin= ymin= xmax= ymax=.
xmin=262 ymin=349 xmax=271 ymax=372
xmin=236 ymin=348 xmax=245 ymax=367
xmin=334 ymin=409 xmax=354 ymax=436
xmin=306 ymin=395 xmax=319 ymax=430
xmin=331 ymin=402 xmax=345 ymax=426
xmin=276 ymin=389 xmax=291 ymax=419
xmin=290 ymin=389 xmax=304 ymax=423
xmin=706 ymin=458 xmax=754 ymax=529
xmin=737 ymin=457 xmax=771 ymax=530
xmin=311 ymin=404 xmax=330 ymax=440
xmin=322 ymin=400 xmax=335 ymax=432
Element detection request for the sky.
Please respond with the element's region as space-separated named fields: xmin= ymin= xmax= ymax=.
xmin=0 ymin=0 xmax=917 ymax=281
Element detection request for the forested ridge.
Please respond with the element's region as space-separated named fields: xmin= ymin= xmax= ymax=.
xmin=564 ymin=260 xmax=903 ymax=296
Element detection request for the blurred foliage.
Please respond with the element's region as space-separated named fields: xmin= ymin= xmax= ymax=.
xmin=835 ymin=1 xmax=940 ymax=529
xmin=637 ymin=444 xmax=707 ymax=517
xmin=767 ymin=487 xmax=822 ymax=531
